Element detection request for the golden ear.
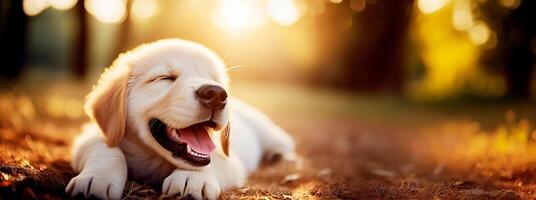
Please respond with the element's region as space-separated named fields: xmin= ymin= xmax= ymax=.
xmin=221 ymin=123 xmax=230 ymax=157
xmin=85 ymin=65 xmax=130 ymax=147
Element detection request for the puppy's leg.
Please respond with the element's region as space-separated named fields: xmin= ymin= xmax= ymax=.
xmin=66 ymin=126 xmax=127 ymax=199
xmin=232 ymin=99 xmax=296 ymax=163
xmin=255 ymin=124 xmax=296 ymax=163
xmin=162 ymin=153 xmax=246 ymax=200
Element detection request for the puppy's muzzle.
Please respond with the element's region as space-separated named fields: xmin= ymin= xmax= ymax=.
xmin=196 ymin=84 xmax=227 ymax=110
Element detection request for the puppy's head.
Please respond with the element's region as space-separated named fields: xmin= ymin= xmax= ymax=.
xmin=85 ymin=39 xmax=231 ymax=169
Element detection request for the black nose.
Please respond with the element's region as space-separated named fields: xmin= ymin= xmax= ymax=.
xmin=196 ymin=84 xmax=227 ymax=110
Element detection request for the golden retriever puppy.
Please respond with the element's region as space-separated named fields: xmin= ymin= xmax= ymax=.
xmin=65 ymin=39 xmax=295 ymax=200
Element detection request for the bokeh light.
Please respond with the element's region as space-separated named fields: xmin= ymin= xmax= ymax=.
xmin=468 ymin=21 xmax=491 ymax=46
xmin=417 ymin=0 xmax=448 ymax=14
xmin=213 ymin=0 xmax=265 ymax=32
xmin=350 ymin=0 xmax=366 ymax=12
xmin=44 ymin=96 xmax=83 ymax=118
xmin=131 ymin=0 xmax=159 ymax=21
xmin=22 ymin=0 xmax=50 ymax=16
xmin=85 ymin=0 xmax=126 ymax=24
xmin=451 ymin=1 xmax=474 ymax=31
xmin=48 ymin=0 xmax=77 ymax=10
xmin=266 ymin=0 xmax=301 ymax=26
xmin=499 ymin=0 xmax=521 ymax=9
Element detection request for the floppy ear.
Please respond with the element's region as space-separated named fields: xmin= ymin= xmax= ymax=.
xmin=85 ymin=64 xmax=130 ymax=147
xmin=221 ymin=122 xmax=230 ymax=157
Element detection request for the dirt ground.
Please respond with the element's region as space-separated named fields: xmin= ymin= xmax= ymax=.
xmin=1 ymin=81 xmax=536 ymax=199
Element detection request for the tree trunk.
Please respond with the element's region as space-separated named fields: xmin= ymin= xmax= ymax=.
xmin=0 ymin=0 xmax=27 ymax=79
xmin=502 ymin=0 xmax=535 ymax=98
xmin=113 ymin=0 xmax=132 ymax=58
xmin=73 ymin=0 xmax=88 ymax=78
xmin=312 ymin=0 xmax=414 ymax=94
xmin=341 ymin=0 xmax=414 ymax=94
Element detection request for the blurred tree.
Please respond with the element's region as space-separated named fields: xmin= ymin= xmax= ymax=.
xmin=73 ymin=0 xmax=88 ymax=78
xmin=481 ymin=0 xmax=536 ymax=98
xmin=0 ymin=0 xmax=27 ymax=79
xmin=314 ymin=0 xmax=414 ymax=94
xmin=500 ymin=0 xmax=535 ymax=98
xmin=74 ymin=0 xmax=133 ymax=78
xmin=113 ymin=0 xmax=132 ymax=59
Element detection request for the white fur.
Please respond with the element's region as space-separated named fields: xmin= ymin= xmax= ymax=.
xmin=66 ymin=39 xmax=295 ymax=200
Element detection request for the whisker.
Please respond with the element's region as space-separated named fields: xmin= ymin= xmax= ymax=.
xmin=225 ymin=65 xmax=245 ymax=72
xmin=222 ymin=47 xmax=232 ymax=62
xmin=149 ymin=109 xmax=169 ymax=128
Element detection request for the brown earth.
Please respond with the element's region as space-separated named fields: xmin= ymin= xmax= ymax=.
xmin=1 ymin=82 xmax=536 ymax=199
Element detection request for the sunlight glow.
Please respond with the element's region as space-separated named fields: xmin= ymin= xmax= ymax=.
xmin=417 ymin=0 xmax=448 ymax=14
xmin=48 ymin=0 xmax=77 ymax=10
xmin=23 ymin=0 xmax=50 ymax=16
xmin=308 ymin=0 xmax=325 ymax=14
xmin=292 ymin=182 xmax=318 ymax=200
xmin=131 ymin=0 xmax=158 ymax=21
xmin=468 ymin=22 xmax=491 ymax=46
xmin=45 ymin=96 xmax=83 ymax=118
xmin=85 ymin=0 xmax=126 ymax=24
xmin=213 ymin=0 xmax=264 ymax=32
xmin=267 ymin=0 xmax=301 ymax=26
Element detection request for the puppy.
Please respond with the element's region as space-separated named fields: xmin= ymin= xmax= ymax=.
xmin=65 ymin=39 xmax=295 ymax=200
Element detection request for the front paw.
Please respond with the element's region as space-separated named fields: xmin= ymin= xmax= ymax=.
xmin=162 ymin=170 xmax=220 ymax=200
xmin=66 ymin=172 xmax=124 ymax=199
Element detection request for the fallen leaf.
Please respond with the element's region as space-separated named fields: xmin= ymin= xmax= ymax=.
xmin=281 ymin=174 xmax=300 ymax=184
xmin=453 ymin=181 xmax=465 ymax=186
xmin=0 ymin=172 xmax=10 ymax=180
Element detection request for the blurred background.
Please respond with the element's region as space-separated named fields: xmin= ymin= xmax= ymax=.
xmin=1 ymin=0 xmax=534 ymax=101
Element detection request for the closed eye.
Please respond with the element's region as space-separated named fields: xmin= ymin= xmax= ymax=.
xmin=151 ymin=75 xmax=177 ymax=82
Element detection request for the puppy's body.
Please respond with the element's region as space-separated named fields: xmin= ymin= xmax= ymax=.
xmin=66 ymin=40 xmax=295 ymax=200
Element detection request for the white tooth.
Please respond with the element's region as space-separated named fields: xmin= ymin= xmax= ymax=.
xmin=187 ymin=146 xmax=192 ymax=153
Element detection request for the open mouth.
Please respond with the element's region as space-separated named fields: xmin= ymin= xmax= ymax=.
xmin=149 ymin=118 xmax=216 ymax=166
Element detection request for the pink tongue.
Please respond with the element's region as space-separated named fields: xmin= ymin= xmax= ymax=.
xmin=178 ymin=124 xmax=216 ymax=154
